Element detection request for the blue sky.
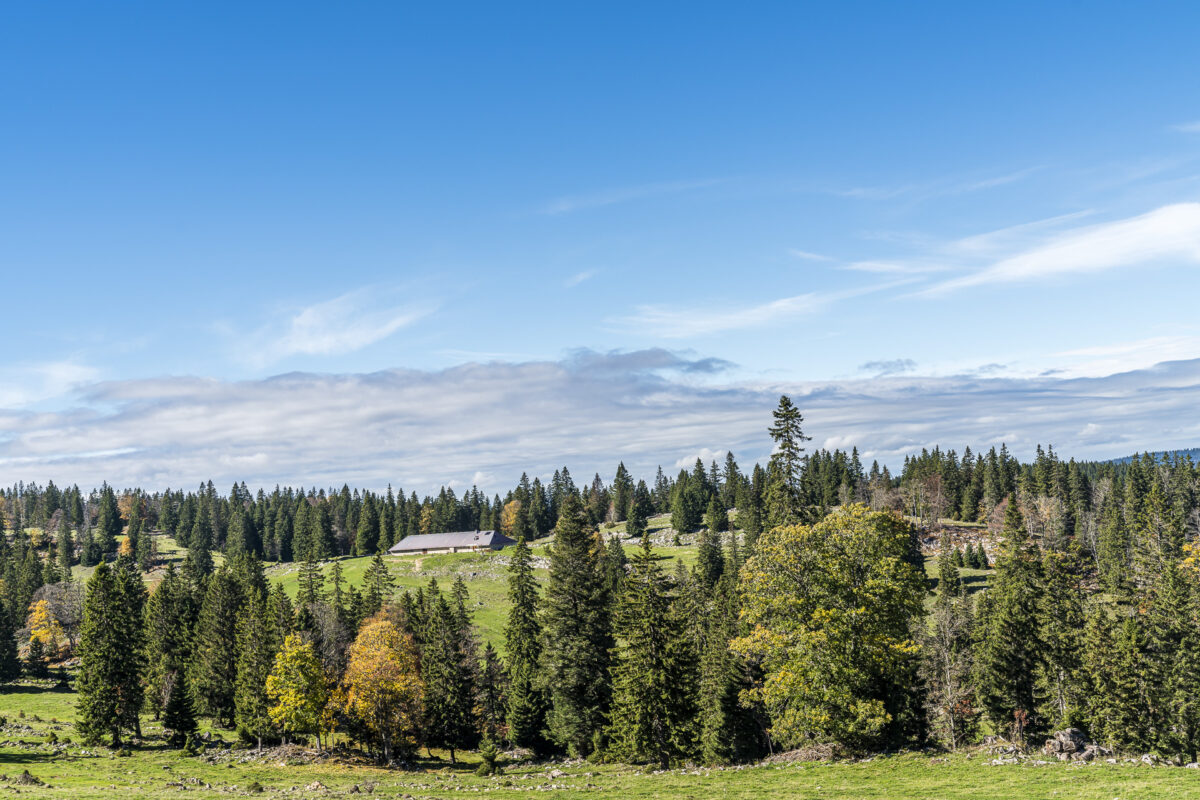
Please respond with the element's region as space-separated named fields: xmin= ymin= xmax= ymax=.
xmin=3 ymin=2 xmax=1200 ymax=491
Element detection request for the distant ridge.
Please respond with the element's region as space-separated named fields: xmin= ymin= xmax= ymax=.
xmin=1107 ymin=448 xmax=1200 ymax=465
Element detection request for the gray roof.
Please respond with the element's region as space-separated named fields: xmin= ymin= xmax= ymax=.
xmin=387 ymin=530 xmax=515 ymax=553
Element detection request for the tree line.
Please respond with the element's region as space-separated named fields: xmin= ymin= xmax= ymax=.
xmin=2 ymin=396 xmax=1200 ymax=764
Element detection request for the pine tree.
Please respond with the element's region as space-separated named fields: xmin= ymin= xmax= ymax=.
xmin=608 ymin=534 xmax=699 ymax=767
xmin=478 ymin=642 xmax=508 ymax=743
xmin=56 ymin=515 xmax=74 ymax=578
xmin=973 ymin=498 xmax=1045 ymax=741
xmin=504 ymin=536 xmax=549 ymax=753
xmin=421 ymin=592 xmax=478 ymax=762
xmin=95 ymin=486 xmax=121 ymax=558
xmin=542 ymin=493 xmax=613 ymax=757
xmin=144 ymin=565 xmax=198 ymax=716
xmin=235 ymin=588 xmax=276 ymax=748
xmin=362 ymin=554 xmax=395 ymax=618
xmin=936 ymin=531 xmax=961 ymax=600
xmin=0 ymin=605 xmax=20 ymax=683
xmin=162 ymin=669 xmax=198 ymax=746
xmin=626 ymin=480 xmax=652 ymax=539
xmin=698 ymin=575 xmax=764 ymax=764
xmin=76 ymin=560 xmax=144 ymax=747
xmin=604 ymin=535 xmax=627 ymax=599
xmin=25 ymin=636 xmax=48 ymax=679
xmin=1037 ymin=548 xmax=1086 ymax=731
xmin=190 ymin=566 xmax=244 ymax=727
xmin=765 ymin=395 xmax=811 ymax=528
xmin=696 ymin=522 xmax=724 ymax=593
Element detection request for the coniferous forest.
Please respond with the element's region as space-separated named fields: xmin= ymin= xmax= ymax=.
xmin=3 ymin=394 xmax=1200 ymax=778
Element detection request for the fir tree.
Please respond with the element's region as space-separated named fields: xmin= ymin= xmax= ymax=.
xmin=504 ymin=535 xmax=548 ymax=753
xmin=765 ymin=395 xmax=811 ymax=528
xmin=607 ymin=534 xmax=698 ymax=768
xmin=235 ymin=588 xmax=276 ymax=748
xmin=0 ymin=605 xmax=20 ymax=683
xmin=56 ymin=515 xmax=74 ymax=578
xmin=144 ymin=565 xmax=198 ymax=716
xmin=698 ymin=575 xmax=764 ymax=764
xmin=421 ymin=592 xmax=478 ymax=762
xmin=478 ymin=642 xmax=508 ymax=743
xmin=542 ymin=493 xmax=613 ymax=757
xmin=973 ymin=498 xmax=1045 ymax=741
xmin=162 ymin=669 xmax=198 ymax=746
xmin=76 ymin=560 xmax=145 ymax=747
xmin=190 ymin=566 xmax=244 ymax=727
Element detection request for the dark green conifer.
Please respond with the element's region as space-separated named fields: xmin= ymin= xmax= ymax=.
xmin=504 ymin=535 xmax=548 ymax=753
xmin=542 ymin=494 xmax=613 ymax=757
xmin=608 ymin=534 xmax=698 ymax=767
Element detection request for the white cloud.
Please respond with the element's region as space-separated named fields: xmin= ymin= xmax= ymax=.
xmin=0 ymin=360 xmax=101 ymax=408
xmin=4 ymin=350 xmax=1200 ymax=493
xmin=788 ymin=249 xmax=834 ymax=262
xmin=565 ymin=270 xmax=597 ymax=287
xmin=541 ymin=179 xmax=721 ymax=215
xmin=1172 ymin=121 xmax=1200 ymax=133
xmin=237 ymin=288 xmax=435 ymax=365
xmin=920 ymin=203 xmax=1200 ymax=296
xmin=614 ymin=281 xmax=910 ymax=339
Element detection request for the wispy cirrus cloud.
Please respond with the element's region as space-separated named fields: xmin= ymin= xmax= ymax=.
xmin=837 ymin=166 xmax=1043 ymax=203
xmin=540 ymin=178 xmax=722 ymax=215
xmin=565 ymin=270 xmax=597 ymax=287
xmin=1172 ymin=120 xmax=1200 ymax=133
xmin=919 ymin=202 xmax=1200 ymax=296
xmin=613 ymin=281 xmax=908 ymax=339
xmin=233 ymin=287 xmax=436 ymax=366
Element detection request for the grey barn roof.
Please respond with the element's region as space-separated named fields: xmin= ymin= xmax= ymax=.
xmin=387 ymin=529 xmax=515 ymax=553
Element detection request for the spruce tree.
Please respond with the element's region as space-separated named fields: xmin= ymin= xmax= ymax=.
xmin=542 ymin=493 xmax=613 ymax=757
xmin=235 ymin=588 xmax=276 ymax=749
xmin=1037 ymin=548 xmax=1086 ymax=731
xmin=144 ymin=565 xmax=198 ymax=716
xmin=76 ymin=561 xmax=144 ymax=747
xmin=421 ymin=592 xmax=478 ymax=762
xmin=0 ymin=605 xmax=20 ymax=683
xmin=504 ymin=536 xmax=548 ymax=753
xmin=190 ymin=566 xmax=244 ymax=727
xmin=696 ymin=523 xmax=724 ymax=593
xmin=162 ymin=669 xmax=198 ymax=746
xmin=56 ymin=515 xmax=74 ymax=578
xmin=608 ymin=534 xmax=698 ymax=767
xmin=973 ymin=498 xmax=1045 ymax=741
xmin=478 ymin=642 xmax=508 ymax=743
xmin=362 ymin=554 xmax=396 ymax=618
xmin=698 ymin=575 xmax=763 ymax=764
xmin=765 ymin=395 xmax=811 ymax=527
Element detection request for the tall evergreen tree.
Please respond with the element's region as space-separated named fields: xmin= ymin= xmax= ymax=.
xmin=190 ymin=566 xmax=244 ymax=727
xmin=420 ymin=592 xmax=478 ymax=762
xmin=765 ymin=395 xmax=811 ymax=528
xmin=973 ymin=498 xmax=1045 ymax=741
xmin=235 ymin=587 xmax=276 ymax=748
xmin=542 ymin=493 xmax=613 ymax=757
xmin=76 ymin=560 xmax=144 ymax=747
xmin=608 ymin=534 xmax=698 ymax=767
xmin=504 ymin=536 xmax=548 ymax=753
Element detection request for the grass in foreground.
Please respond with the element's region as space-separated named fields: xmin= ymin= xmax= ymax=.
xmin=0 ymin=680 xmax=1196 ymax=800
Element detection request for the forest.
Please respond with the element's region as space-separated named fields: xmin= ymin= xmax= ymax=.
xmin=2 ymin=394 xmax=1200 ymax=774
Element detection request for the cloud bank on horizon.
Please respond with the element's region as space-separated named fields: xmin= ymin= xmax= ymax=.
xmin=2 ymin=350 xmax=1197 ymax=493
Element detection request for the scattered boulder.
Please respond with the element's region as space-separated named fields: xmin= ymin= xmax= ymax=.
xmin=13 ymin=771 xmax=44 ymax=786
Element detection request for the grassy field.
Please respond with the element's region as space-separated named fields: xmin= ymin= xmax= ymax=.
xmin=263 ymin=520 xmax=700 ymax=651
xmin=0 ymin=679 xmax=1195 ymax=800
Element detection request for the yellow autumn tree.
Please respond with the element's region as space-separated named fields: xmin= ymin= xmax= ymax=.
xmin=500 ymin=499 xmax=523 ymax=537
xmin=266 ymin=635 xmax=328 ymax=748
xmin=341 ymin=619 xmax=423 ymax=762
xmin=27 ymin=599 xmax=65 ymax=658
